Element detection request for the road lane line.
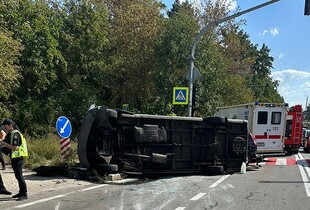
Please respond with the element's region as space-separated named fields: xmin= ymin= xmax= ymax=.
xmin=175 ymin=207 xmax=186 ymax=210
xmin=297 ymin=153 xmax=302 ymax=159
xmin=299 ymin=155 xmax=310 ymax=181
xmin=10 ymin=184 xmax=106 ymax=209
xmin=78 ymin=184 xmax=107 ymax=192
xmin=190 ymin=193 xmax=206 ymax=201
xmin=12 ymin=194 xmax=67 ymax=209
xmin=295 ymin=154 xmax=310 ymax=197
xmin=209 ymin=175 xmax=230 ymax=188
xmin=55 ymin=202 xmax=60 ymax=210
xmin=297 ymin=162 xmax=310 ymax=196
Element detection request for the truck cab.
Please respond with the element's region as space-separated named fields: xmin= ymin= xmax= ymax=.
xmin=284 ymin=105 xmax=303 ymax=154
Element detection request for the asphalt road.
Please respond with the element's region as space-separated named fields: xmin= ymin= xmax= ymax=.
xmin=2 ymin=151 xmax=310 ymax=210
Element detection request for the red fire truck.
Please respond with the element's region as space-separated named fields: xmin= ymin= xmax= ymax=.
xmin=284 ymin=105 xmax=303 ymax=154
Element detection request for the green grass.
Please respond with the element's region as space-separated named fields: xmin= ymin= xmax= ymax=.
xmin=23 ymin=134 xmax=78 ymax=169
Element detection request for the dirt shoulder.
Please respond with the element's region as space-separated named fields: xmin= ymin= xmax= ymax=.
xmin=0 ymin=165 xmax=92 ymax=197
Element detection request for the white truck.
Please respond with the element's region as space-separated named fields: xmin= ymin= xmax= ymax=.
xmin=214 ymin=102 xmax=289 ymax=154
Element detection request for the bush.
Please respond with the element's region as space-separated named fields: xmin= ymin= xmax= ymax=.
xmin=24 ymin=134 xmax=78 ymax=170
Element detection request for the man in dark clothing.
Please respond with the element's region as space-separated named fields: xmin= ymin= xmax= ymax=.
xmin=0 ymin=128 xmax=6 ymax=170
xmin=0 ymin=119 xmax=28 ymax=201
xmin=0 ymin=174 xmax=12 ymax=195
xmin=0 ymin=144 xmax=6 ymax=170
xmin=0 ymin=126 xmax=11 ymax=195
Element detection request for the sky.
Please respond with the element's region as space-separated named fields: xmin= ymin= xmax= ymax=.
xmin=162 ymin=0 xmax=310 ymax=109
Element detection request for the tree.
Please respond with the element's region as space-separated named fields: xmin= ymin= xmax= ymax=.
xmin=0 ymin=0 xmax=65 ymax=135
xmin=220 ymin=29 xmax=256 ymax=76
xmin=0 ymin=0 xmax=287 ymax=137
xmin=215 ymin=29 xmax=256 ymax=107
xmin=248 ymin=44 xmax=284 ymax=103
xmin=191 ymin=0 xmax=253 ymax=116
xmin=0 ymin=26 xmax=23 ymax=118
xmin=105 ymin=0 xmax=162 ymax=112
xmin=153 ymin=0 xmax=198 ymax=115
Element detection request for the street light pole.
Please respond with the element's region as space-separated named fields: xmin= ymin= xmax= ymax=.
xmin=188 ymin=0 xmax=280 ymax=117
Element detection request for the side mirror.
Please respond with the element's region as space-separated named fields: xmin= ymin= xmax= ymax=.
xmin=305 ymin=0 xmax=310 ymax=15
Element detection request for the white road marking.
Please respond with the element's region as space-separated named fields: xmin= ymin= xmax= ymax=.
xmin=209 ymin=175 xmax=230 ymax=188
xmin=295 ymin=154 xmax=310 ymax=197
xmin=78 ymin=184 xmax=107 ymax=192
xmin=175 ymin=207 xmax=186 ymax=210
xmin=276 ymin=158 xmax=286 ymax=165
xmin=13 ymin=194 xmax=67 ymax=209
xmin=190 ymin=193 xmax=206 ymax=201
xmin=112 ymin=178 xmax=140 ymax=184
xmin=10 ymin=184 xmax=106 ymax=209
xmin=55 ymin=202 xmax=60 ymax=210
xmin=177 ymin=175 xmax=230 ymax=209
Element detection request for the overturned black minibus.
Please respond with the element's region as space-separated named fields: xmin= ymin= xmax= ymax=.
xmin=78 ymin=105 xmax=248 ymax=175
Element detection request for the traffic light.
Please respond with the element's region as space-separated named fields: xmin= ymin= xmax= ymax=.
xmin=305 ymin=0 xmax=310 ymax=15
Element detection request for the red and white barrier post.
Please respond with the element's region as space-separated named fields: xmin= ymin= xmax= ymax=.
xmin=59 ymin=137 xmax=71 ymax=160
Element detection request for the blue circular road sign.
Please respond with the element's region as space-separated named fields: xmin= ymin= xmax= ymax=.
xmin=56 ymin=116 xmax=72 ymax=138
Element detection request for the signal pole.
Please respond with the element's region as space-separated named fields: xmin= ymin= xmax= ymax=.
xmin=187 ymin=0 xmax=280 ymax=117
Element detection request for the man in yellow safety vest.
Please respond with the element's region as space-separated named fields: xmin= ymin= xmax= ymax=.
xmin=0 ymin=119 xmax=28 ymax=201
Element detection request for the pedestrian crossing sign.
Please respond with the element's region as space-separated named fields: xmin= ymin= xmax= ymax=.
xmin=173 ymin=87 xmax=189 ymax=105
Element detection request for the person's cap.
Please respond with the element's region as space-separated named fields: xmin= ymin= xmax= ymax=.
xmin=1 ymin=119 xmax=15 ymax=126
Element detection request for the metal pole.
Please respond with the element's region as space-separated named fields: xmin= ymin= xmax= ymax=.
xmin=188 ymin=0 xmax=280 ymax=117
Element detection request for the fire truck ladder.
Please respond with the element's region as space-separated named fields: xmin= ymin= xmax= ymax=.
xmin=294 ymin=113 xmax=302 ymax=144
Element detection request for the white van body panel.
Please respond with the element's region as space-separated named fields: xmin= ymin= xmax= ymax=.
xmin=215 ymin=102 xmax=288 ymax=153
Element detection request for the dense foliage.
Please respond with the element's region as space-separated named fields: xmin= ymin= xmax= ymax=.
xmin=24 ymin=134 xmax=78 ymax=169
xmin=0 ymin=0 xmax=284 ymax=138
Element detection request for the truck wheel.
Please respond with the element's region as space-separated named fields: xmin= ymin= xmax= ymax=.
xmin=232 ymin=137 xmax=246 ymax=156
xmin=207 ymin=166 xmax=224 ymax=175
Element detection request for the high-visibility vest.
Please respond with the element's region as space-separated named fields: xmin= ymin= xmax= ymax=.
xmin=10 ymin=130 xmax=28 ymax=158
